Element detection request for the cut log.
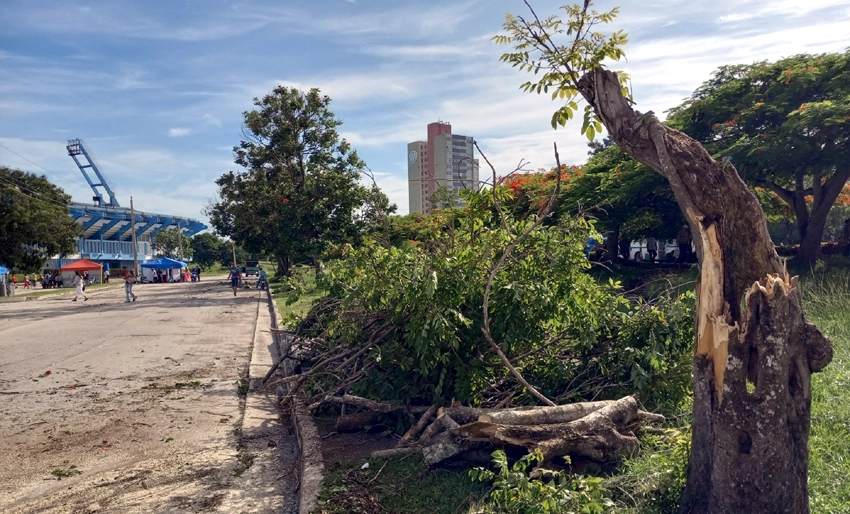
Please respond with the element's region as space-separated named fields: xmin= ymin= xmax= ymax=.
xmin=419 ymin=414 xmax=459 ymax=446
xmin=371 ymin=446 xmax=419 ymax=459
xmin=421 ymin=431 xmax=464 ymax=466
xmin=456 ymin=396 xmax=640 ymax=462
xmin=477 ymin=400 xmax=615 ymax=425
xmin=401 ymin=405 xmax=438 ymax=443
xmin=635 ymin=411 xmax=666 ymax=424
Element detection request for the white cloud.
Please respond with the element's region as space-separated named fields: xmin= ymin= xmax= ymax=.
xmin=168 ymin=128 xmax=192 ymax=137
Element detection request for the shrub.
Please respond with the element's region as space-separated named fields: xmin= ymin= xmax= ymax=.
xmin=469 ymin=449 xmax=614 ymax=514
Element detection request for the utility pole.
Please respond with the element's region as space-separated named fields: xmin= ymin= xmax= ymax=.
xmin=177 ymin=220 xmax=184 ymax=261
xmin=130 ymin=196 xmax=139 ymax=277
xmin=231 ymin=240 xmax=237 ymax=266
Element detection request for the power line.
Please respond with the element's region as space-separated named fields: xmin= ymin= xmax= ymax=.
xmin=0 ymin=173 xmax=71 ymax=210
xmin=0 ymin=142 xmax=88 ymax=189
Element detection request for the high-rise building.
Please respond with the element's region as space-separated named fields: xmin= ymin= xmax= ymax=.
xmin=408 ymin=121 xmax=479 ymax=214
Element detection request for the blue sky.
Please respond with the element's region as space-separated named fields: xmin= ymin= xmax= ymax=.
xmin=1 ymin=0 xmax=849 ymax=222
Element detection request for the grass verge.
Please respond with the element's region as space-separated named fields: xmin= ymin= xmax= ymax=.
xmin=316 ymin=455 xmax=487 ymax=514
xmin=270 ymin=265 xmax=324 ymax=323
xmin=802 ymin=269 xmax=850 ymax=513
xmin=0 ymin=282 xmax=123 ymax=302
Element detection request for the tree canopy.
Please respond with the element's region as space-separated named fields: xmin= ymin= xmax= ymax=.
xmin=189 ymin=232 xmax=221 ymax=269
xmin=667 ymin=50 xmax=850 ymax=262
xmin=207 ymin=86 xmax=387 ymax=275
xmin=152 ymin=228 xmax=193 ymax=260
xmin=0 ymin=166 xmax=79 ymax=272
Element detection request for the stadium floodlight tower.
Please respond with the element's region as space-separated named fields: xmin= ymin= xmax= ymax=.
xmin=66 ymin=138 xmax=120 ymax=207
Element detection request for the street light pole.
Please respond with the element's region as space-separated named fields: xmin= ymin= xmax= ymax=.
xmin=130 ymin=196 xmax=139 ymax=277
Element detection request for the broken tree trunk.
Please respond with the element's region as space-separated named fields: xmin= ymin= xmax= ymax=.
xmin=577 ymin=67 xmax=834 ymax=514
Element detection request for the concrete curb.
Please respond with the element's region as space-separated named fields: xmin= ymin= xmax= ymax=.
xmin=220 ymin=289 xmax=291 ymax=512
xmin=266 ymin=286 xmax=325 ymax=514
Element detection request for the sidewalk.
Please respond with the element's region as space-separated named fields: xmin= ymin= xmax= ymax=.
xmin=216 ymin=286 xmax=301 ymax=513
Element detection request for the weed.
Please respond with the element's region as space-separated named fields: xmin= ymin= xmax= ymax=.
xmin=51 ymin=465 xmax=81 ymax=479
xmin=175 ymin=381 xmax=203 ymax=388
xmin=469 ymin=449 xmax=614 ymax=513
xmin=233 ymin=451 xmax=254 ymax=476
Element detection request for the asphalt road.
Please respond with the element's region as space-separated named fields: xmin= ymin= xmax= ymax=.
xmin=0 ymin=278 xmax=280 ymax=513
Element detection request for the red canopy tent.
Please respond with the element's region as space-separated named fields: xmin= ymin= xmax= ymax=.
xmin=60 ymin=259 xmax=103 ymax=272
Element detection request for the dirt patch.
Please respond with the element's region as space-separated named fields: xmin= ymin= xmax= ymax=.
xmin=313 ymin=416 xmax=397 ymax=467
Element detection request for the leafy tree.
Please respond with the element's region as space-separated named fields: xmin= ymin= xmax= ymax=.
xmin=560 ymin=145 xmax=684 ymax=254
xmin=153 ymin=228 xmax=193 ymax=260
xmin=667 ymin=50 xmax=850 ymax=263
xmin=190 ymin=232 xmax=221 ymax=269
xmin=208 ymin=86 xmax=387 ymax=275
xmin=217 ymin=242 xmax=250 ymax=268
xmin=0 ymin=166 xmax=79 ymax=272
xmin=498 ymin=2 xmax=832 ymax=512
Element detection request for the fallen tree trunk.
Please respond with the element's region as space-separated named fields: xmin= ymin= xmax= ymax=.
xmin=477 ymin=400 xmax=615 ymax=425
xmin=326 ymin=394 xmax=664 ymax=467
xmin=457 ymin=396 xmax=640 ymax=461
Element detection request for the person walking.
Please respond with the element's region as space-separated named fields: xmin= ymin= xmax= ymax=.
xmin=23 ymin=275 xmax=30 ymax=289
xmin=121 ymin=266 xmax=137 ymax=303
xmin=72 ymin=272 xmax=88 ymax=302
xmin=228 ymin=263 xmax=241 ymax=296
xmin=646 ymin=236 xmax=658 ymax=263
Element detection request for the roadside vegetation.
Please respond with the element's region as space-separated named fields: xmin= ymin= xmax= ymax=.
xmin=185 ymin=1 xmax=850 ymax=511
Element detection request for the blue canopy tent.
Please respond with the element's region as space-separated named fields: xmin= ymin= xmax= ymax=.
xmin=141 ymin=257 xmax=188 ymax=283
xmin=0 ymin=265 xmax=8 ymax=275
xmin=141 ymin=257 xmax=187 ymax=269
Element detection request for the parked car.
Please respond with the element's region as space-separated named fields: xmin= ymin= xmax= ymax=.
xmin=244 ymin=260 xmax=260 ymax=276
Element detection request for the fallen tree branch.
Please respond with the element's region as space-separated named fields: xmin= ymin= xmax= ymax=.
xmin=477 ymin=141 xmax=563 ymax=407
xmin=401 ymin=404 xmax=438 ymax=444
xmin=456 ymin=396 xmax=640 ymax=462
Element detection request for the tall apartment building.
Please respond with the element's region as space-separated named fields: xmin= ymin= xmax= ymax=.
xmin=407 ymin=121 xmax=479 ymax=214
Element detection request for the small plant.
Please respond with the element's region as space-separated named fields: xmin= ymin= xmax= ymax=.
xmin=50 ymin=465 xmax=80 ymax=479
xmin=174 ymin=381 xmax=202 ymax=388
xmin=469 ymin=449 xmax=613 ymax=514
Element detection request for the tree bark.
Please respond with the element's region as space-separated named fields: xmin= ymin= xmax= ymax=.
xmin=577 ymin=68 xmax=834 ymax=514
xmin=277 ymin=255 xmax=291 ymax=276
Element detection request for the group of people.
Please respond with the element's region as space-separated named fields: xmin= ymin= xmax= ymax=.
xmin=39 ymin=272 xmax=64 ymax=289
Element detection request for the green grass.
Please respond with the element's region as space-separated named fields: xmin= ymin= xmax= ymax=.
xmin=316 ymin=455 xmax=487 ymax=514
xmin=0 ymin=281 xmax=123 ymax=302
xmin=271 ymin=265 xmax=324 ymax=323
xmin=802 ymin=269 xmax=850 ymax=513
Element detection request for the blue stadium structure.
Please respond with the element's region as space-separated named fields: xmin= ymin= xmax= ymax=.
xmin=44 ymin=139 xmax=207 ymax=270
